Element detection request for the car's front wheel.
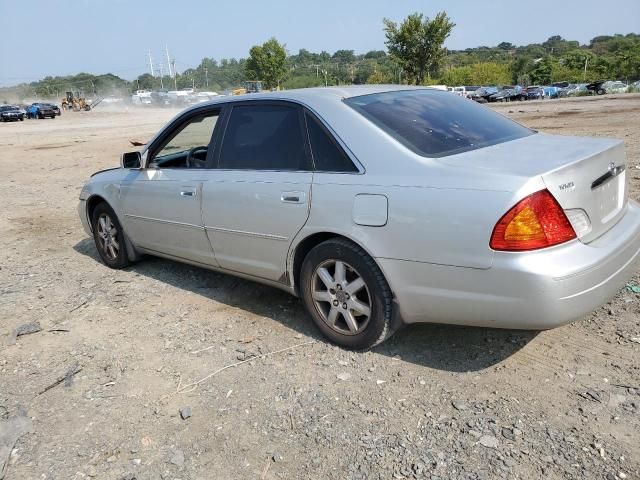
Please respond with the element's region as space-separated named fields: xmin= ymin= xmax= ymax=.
xmin=91 ymin=202 xmax=130 ymax=269
xmin=300 ymin=238 xmax=395 ymax=350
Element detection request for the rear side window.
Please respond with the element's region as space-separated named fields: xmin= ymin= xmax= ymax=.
xmin=218 ymin=104 xmax=309 ymax=170
xmin=305 ymin=113 xmax=357 ymax=172
xmin=344 ymin=89 xmax=533 ymax=157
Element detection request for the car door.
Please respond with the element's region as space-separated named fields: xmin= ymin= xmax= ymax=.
xmin=201 ymin=101 xmax=313 ymax=282
xmin=120 ymin=107 xmax=221 ymax=266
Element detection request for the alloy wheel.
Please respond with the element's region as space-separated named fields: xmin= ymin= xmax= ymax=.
xmin=96 ymin=213 xmax=120 ymax=260
xmin=311 ymin=259 xmax=372 ymax=335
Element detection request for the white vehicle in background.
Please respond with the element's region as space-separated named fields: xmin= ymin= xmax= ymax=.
xmin=168 ymin=88 xmax=194 ymax=105
xmin=190 ymin=91 xmax=219 ymax=104
xmin=102 ymin=95 xmax=124 ymax=104
xmin=450 ymin=86 xmax=480 ymax=98
xmin=131 ymin=90 xmax=152 ymax=105
xmin=603 ymin=81 xmax=629 ymax=94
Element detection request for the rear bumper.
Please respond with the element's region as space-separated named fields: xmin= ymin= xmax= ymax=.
xmin=379 ymin=200 xmax=640 ymax=329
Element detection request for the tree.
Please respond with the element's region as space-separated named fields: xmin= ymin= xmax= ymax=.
xmin=364 ymin=50 xmax=386 ymax=59
xmin=383 ymin=11 xmax=455 ymax=84
xmin=332 ymin=49 xmax=356 ymax=63
xmin=135 ymin=73 xmax=155 ymax=90
xmin=441 ymin=62 xmax=511 ymax=86
xmin=245 ymin=37 xmax=288 ymax=90
xmin=530 ymin=57 xmax=554 ymax=84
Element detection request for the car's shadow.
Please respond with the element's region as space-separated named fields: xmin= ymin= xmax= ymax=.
xmin=74 ymin=238 xmax=537 ymax=372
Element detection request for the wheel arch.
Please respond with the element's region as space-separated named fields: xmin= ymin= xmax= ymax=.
xmin=85 ymin=194 xmax=111 ymax=231
xmin=289 ymin=231 xmax=390 ymax=297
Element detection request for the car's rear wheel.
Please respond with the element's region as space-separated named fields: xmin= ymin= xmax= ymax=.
xmin=91 ymin=202 xmax=130 ymax=269
xmin=300 ymin=238 xmax=395 ymax=350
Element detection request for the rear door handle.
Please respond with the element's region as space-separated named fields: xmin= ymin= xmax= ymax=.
xmin=180 ymin=190 xmax=196 ymax=197
xmin=281 ymin=191 xmax=305 ymax=204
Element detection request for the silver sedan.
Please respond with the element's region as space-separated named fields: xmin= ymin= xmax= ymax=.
xmin=78 ymin=86 xmax=640 ymax=349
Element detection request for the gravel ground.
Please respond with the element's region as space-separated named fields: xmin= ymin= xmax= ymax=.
xmin=1 ymin=95 xmax=639 ymax=480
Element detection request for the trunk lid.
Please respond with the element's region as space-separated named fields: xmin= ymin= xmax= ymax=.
xmin=439 ymin=133 xmax=628 ymax=243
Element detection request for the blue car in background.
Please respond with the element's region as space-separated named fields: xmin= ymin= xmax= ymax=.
xmin=543 ymin=86 xmax=561 ymax=98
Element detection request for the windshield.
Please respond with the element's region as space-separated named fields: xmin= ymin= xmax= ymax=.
xmin=344 ymin=89 xmax=533 ymax=157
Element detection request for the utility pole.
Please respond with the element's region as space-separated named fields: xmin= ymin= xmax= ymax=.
xmin=148 ymin=50 xmax=154 ymax=77
xmin=205 ymin=67 xmax=209 ymax=88
xmin=322 ymin=69 xmax=328 ymax=87
xmin=171 ymin=59 xmax=177 ymax=90
xmin=166 ymin=45 xmax=172 ymax=78
xmin=583 ymin=56 xmax=589 ymax=81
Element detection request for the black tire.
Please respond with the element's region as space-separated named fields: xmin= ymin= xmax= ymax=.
xmin=91 ymin=202 xmax=130 ymax=269
xmin=300 ymin=238 xmax=395 ymax=350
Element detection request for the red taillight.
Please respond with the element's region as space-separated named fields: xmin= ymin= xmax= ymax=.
xmin=490 ymin=189 xmax=576 ymax=251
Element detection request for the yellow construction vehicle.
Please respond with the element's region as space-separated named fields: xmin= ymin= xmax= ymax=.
xmin=232 ymin=81 xmax=263 ymax=95
xmin=61 ymin=91 xmax=91 ymax=111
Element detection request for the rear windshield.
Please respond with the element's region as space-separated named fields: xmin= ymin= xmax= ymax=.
xmin=344 ymin=89 xmax=533 ymax=157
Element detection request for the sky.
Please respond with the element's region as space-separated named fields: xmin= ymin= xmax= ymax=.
xmin=1 ymin=0 xmax=639 ymax=86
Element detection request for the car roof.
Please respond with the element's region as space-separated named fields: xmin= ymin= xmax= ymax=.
xmin=190 ymin=85 xmax=435 ymax=110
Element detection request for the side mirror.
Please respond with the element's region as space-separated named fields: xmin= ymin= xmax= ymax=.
xmin=121 ymin=151 xmax=141 ymax=169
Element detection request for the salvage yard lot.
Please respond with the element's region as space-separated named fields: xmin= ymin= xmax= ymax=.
xmin=1 ymin=95 xmax=639 ymax=480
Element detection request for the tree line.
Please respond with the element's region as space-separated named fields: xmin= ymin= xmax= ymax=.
xmin=2 ymin=11 xmax=639 ymax=101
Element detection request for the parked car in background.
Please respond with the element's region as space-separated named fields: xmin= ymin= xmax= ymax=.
xmin=78 ymin=86 xmax=640 ymax=349
xmin=26 ymin=103 xmax=57 ymax=119
xmin=33 ymin=102 xmax=61 ymax=116
xmin=470 ymin=86 xmax=498 ymax=103
xmin=543 ymin=86 xmax=561 ymax=99
xmin=603 ymin=81 xmax=629 ymax=94
xmin=449 ymin=86 xmax=480 ymax=98
xmin=523 ymin=86 xmax=545 ymax=100
xmin=586 ymin=80 xmax=607 ymax=95
xmin=558 ymin=83 xmax=589 ymax=97
xmin=488 ymin=86 xmax=523 ymax=102
xmin=38 ymin=103 xmax=62 ymax=117
xmin=0 ymin=105 xmax=25 ymax=122
xmin=463 ymin=86 xmax=480 ymax=98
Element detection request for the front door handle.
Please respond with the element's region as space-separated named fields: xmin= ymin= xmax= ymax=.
xmin=281 ymin=191 xmax=305 ymax=204
xmin=180 ymin=190 xmax=196 ymax=197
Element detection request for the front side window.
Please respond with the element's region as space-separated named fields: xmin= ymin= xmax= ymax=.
xmin=344 ymin=89 xmax=533 ymax=157
xmin=151 ymin=112 xmax=219 ymax=168
xmin=218 ymin=104 xmax=308 ymax=170
xmin=305 ymin=113 xmax=357 ymax=172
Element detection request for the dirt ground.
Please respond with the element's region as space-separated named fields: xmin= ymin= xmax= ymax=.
xmin=1 ymin=95 xmax=639 ymax=480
